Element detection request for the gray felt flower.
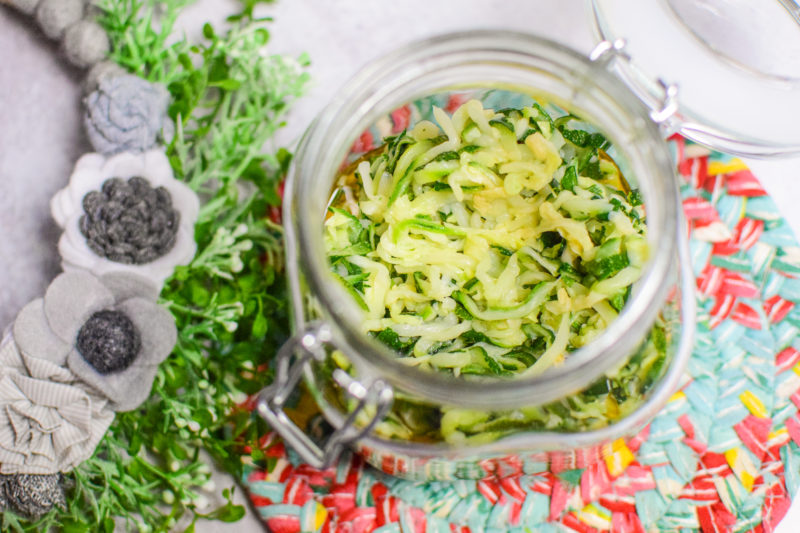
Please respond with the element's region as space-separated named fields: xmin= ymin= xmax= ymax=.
xmin=51 ymin=150 xmax=199 ymax=287
xmin=84 ymin=74 xmax=174 ymax=155
xmin=13 ymin=271 xmax=177 ymax=413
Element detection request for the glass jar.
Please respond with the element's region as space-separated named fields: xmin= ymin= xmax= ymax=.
xmin=258 ymin=31 xmax=696 ymax=481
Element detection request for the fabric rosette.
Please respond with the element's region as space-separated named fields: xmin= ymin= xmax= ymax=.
xmin=51 ymin=149 xmax=199 ymax=287
xmin=0 ymin=333 xmax=113 ymax=475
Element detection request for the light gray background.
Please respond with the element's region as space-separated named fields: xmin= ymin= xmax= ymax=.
xmin=2 ymin=1 xmax=800 ymax=531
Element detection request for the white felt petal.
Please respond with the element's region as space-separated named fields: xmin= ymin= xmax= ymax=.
xmin=58 ymin=226 xmax=101 ymax=274
xmin=13 ymin=300 xmax=71 ymax=366
xmin=66 ymin=167 xmax=105 ymax=208
xmin=60 ymin=153 xmax=107 ymax=218
xmin=44 ymin=272 xmax=114 ymax=344
xmin=49 ymin=189 xmax=73 ymax=228
xmin=50 ymin=168 xmax=102 ymax=228
xmin=165 ymin=179 xmax=200 ymax=226
xmin=102 ymin=151 xmax=146 ymax=179
xmin=142 ymin=149 xmax=174 ymax=186
xmin=173 ymin=226 xmax=198 ymax=266
xmin=73 ymin=153 xmax=106 ymax=173
xmin=100 ymin=272 xmax=160 ymax=302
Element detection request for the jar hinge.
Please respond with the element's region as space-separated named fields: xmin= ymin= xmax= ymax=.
xmin=589 ymin=39 xmax=680 ymax=127
xmin=257 ymin=322 xmax=394 ymax=469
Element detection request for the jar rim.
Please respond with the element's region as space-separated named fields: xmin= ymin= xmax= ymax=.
xmin=285 ymin=30 xmax=682 ymax=409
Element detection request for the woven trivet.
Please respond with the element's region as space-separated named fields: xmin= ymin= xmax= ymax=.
xmin=238 ymin=134 xmax=800 ymax=533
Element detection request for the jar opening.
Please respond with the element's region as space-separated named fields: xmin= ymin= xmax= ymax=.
xmin=285 ymin=31 xmax=680 ymax=409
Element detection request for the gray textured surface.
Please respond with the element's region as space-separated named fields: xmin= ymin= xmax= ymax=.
xmin=0 ymin=7 xmax=85 ymax=330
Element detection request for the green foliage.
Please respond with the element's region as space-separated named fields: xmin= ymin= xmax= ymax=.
xmin=6 ymin=1 xmax=309 ymax=530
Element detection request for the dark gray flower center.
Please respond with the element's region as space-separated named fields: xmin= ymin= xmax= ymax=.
xmin=79 ymin=176 xmax=180 ymax=264
xmin=76 ymin=310 xmax=141 ymax=374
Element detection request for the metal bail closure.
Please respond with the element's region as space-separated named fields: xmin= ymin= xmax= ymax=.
xmin=257 ymin=322 xmax=394 ymax=469
xmin=589 ymin=38 xmax=628 ymax=63
xmin=589 ymin=39 xmax=680 ymax=129
xmin=649 ymin=79 xmax=679 ymax=124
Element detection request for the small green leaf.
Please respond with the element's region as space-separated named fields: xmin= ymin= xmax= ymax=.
xmin=251 ymin=312 xmax=268 ymax=338
xmin=254 ymin=28 xmax=270 ymax=45
xmin=209 ymin=79 xmax=242 ymax=91
xmin=217 ymin=503 xmax=246 ymax=523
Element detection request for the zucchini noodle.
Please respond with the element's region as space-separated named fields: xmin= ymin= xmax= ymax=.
xmin=324 ymin=99 xmax=669 ymax=442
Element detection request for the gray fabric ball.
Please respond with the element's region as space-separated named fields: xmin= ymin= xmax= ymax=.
xmin=84 ymin=74 xmax=174 ymax=154
xmin=63 ymin=20 xmax=109 ymax=69
xmin=3 ymin=474 xmax=66 ymax=518
xmin=76 ymin=309 xmax=141 ymax=374
xmin=36 ymin=0 xmax=85 ymax=40
xmin=83 ymin=60 xmax=126 ymax=95
xmin=5 ymin=0 xmax=42 ymax=16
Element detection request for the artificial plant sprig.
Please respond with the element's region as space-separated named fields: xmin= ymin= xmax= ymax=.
xmin=1 ymin=1 xmax=308 ymax=530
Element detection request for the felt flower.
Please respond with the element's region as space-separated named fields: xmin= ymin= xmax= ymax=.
xmin=51 ymin=149 xmax=199 ymax=287
xmin=12 ymin=271 xmax=177 ymax=412
xmin=83 ymin=74 xmax=174 ymax=155
xmin=0 ymin=333 xmax=113 ymax=476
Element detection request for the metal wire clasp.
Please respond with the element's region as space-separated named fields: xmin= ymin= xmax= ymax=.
xmin=649 ymin=79 xmax=679 ymax=124
xmin=589 ymin=38 xmax=628 ymax=63
xmin=257 ymin=322 xmax=394 ymax=468
xmin=590 ymin=39 xmax=680 ymax=126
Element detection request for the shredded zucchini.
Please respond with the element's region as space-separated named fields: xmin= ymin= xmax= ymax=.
xmin=324 ymin=99 xmax=667 ymax=442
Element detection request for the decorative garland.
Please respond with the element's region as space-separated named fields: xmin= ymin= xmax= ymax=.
xmin=0 ymin=0 xmax=308 ymax=529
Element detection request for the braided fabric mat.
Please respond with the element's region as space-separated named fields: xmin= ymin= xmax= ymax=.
xmin=239 ymin=134 xmax=800 ymax=532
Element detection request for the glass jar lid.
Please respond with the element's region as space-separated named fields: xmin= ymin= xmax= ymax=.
xmin=591 ymin=0 xmax=800 ymax=157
